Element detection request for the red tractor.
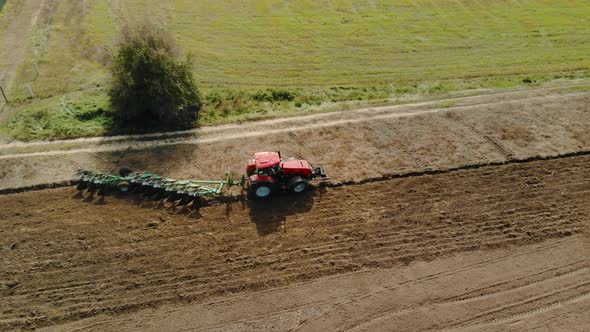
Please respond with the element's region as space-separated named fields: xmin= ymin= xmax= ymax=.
xmin=246 ymin=151 xmax=327 ymax=198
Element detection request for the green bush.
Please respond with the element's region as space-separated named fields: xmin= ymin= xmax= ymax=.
xmin=252 ymin=88 xmax=296 ymax=102
xmin=203 ymin=90 xmax=224 ymax=107
xmin=109 ymin=23 xmax=200 ymax=133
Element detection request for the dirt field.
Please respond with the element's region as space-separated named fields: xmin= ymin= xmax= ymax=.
xmin=1 ymin=154 xmax=588 ymax=331
xmin=40 ymin=237 xmax=589 ymax=332
xmin=0 ymin=85 xmax=589 ymax=331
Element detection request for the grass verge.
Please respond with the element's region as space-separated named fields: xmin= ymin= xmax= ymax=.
xmin=0 ymin=92 xmax=112 ymax=141
xmin=1 ymin=72 xmax=588 ymax=142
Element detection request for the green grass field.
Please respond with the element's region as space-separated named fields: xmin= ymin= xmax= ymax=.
xmin=1 ymin=0 xmax=589 ymax=140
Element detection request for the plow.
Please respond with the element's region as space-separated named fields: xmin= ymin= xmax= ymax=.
xmin=74 ymin=151 xmax=327 ymax=206
xmin=75 ymin=168 xmax=243 ymax=206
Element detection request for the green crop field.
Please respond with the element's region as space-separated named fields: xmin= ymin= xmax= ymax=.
xmin=1 ymin=0 xmax=589 ymax=140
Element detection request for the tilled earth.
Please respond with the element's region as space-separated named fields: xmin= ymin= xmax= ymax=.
xmin=0 ymin=154 xmax=588 ymax=331
xmin=1 ymin=84 xmax=589 ymax=331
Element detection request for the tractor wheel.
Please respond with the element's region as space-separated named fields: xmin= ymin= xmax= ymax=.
xmin=251 ymin=182 xmax=273 ymax=199
xmin=287 ymin=176 xmax=308 ymax=193
xmin=117 ymin=181 xmax=130 ymax=193
xmin=119 ymin=166 xmax=133 ymax=177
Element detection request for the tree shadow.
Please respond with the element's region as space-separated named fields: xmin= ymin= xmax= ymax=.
xmin=247 ymin=191 xmax=315 ymax=236
xmin=96 ymin=143 xmax=196 ymax=178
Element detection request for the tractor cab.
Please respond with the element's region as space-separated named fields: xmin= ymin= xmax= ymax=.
xmin=247 ymin=151 xmax=282 ymax=176
xmin=246 ymin=151 xmax=327 ymax=198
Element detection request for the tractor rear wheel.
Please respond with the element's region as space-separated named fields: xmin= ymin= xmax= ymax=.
xmin=288 ymin=176 xmax=308 ymax=193
xmin=251 ymin=182 xmax=273 ymax=199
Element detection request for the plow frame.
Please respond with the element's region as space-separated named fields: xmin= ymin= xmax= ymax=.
xmin=74 ymin=169 xmax=242 ymax=204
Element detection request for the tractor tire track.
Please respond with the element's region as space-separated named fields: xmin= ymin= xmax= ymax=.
xmin=443 ymin=282 xmax=590 ymax=330
xmin=457 ymin=119 xmax=514 ymax=160
xmin=344 ymin=282 xmax=590 ymax=332
xmin=197 ymin=262 xmax=588 ymax=332
xmin=478 ymin=292 xmax=590 ymax=326
xmin=339 ymin=265 xmax=588 ymax=332
xmin=0 ymin=0 xmax=44 ymax=93
xmin=436 ymin=113 xmax=494 ymax=163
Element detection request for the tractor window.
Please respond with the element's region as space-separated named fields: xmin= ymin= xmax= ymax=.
xmin=257 ymin=165 xmax=279 ymax=176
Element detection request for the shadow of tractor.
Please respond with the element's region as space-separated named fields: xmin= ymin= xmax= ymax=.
xmin=247 ymin=191 xmax=315 ymax=236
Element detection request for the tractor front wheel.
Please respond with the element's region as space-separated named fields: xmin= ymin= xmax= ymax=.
xmin=251 ymin=182 xmax=273 ymax=199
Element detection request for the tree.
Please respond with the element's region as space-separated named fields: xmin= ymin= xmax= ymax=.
xmin=109 ymin=23 xmax=200 ymax=132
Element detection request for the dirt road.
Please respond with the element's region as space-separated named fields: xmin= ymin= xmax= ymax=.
xmin=1 ymin=154 xmax=588 ymax=331
xmin=1 ymin=83 xmax=589 ymax=190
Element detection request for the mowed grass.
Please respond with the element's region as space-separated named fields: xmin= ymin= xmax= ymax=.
xmin=1 ymin=0 xmax=589 ymax=140
xmin=170 ymin=0 xmax=590 ymax=87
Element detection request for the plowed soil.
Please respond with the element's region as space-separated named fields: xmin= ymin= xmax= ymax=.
xmin=1 ymin=154 xmax=588 ymax=331
xmin=43 ymin=237 xmax=589 ymax=332
xmin=1 ymin=85 xmax=589 ymax=331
